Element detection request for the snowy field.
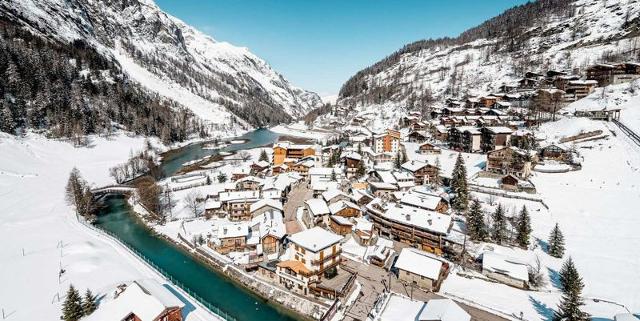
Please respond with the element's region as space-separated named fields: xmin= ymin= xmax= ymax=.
xmin=0 ymin=133 xmax=218 ymax=321
xmin=441 ymin=117 xmax=640 ymax=321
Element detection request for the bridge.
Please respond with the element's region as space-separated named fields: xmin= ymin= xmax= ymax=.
xmin=91 ymin=184 xmax=136 ymax=197
xmin=612 ymin=119 xmax=640 ymax=148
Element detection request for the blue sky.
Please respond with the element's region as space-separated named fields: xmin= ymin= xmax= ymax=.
xmin=155 ymin=0 xmax=529 ymax=97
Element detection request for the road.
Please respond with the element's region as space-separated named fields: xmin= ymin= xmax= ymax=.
xmin=282 ymin=180 xmax=312 ymax=232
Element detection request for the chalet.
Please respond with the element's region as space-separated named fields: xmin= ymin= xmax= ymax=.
xmin=352 ymin=189 xmax=375 ymax=206
xmin=432 ymin=125 xmax=449 ymax=142
xmin=250 ymin=160 xmax=270 ymax=176
xmin=418 ymin=142 xmax=441 ymax=155
xmin=250 ymin=211 xmax=286 ymax=255
xmin=552 ymin=75 xmax=580 ymax=91
xmin=485 ymin=147 xmax=535 ymax=179
xmin=328 ymin=200 xmax=361 ymax=218
xmin=394 ymin=248 xmax=448 ymax=291
xmin=479 ymin=95 xmax=500 ymax=108
xmin=215 ymin=223 xmax=249 ymax=254
xmin=539 ymin=143 xmax=570 ymax=161
xmin=341 ymin=151 xmax=362 ymax=177
xmin=290 ymin=159 xmax=315 ymax=177
xmin=250 ymin=198 xmax=283 ymax=218
xmin=303 ymin=198 xmax=331 ymax=227
xmin=441 ymin=107 xmax=466 ymax=116
xmin=500 ymin=174 xmax=520 ymax=191
xmin=204 ymin=200 xmax=222 ymax=217
xmin=84 ymin=280 xmax=185 ymax=321
xmin=533 ymin=88 xmax=566 ymax=114
xmin=518 ymin=77 xmax=540 ymax=89
xmin=309 ymin=167 xmax=341 ymax=183
xmin=235 ymin=176 xmax=264 ymax=191
xmin=310 ymin=180 xmax=339 ymax=198
xmin=329 ymin=215 xmax=354 ymax=235
xmin=277 ymin=227 xmax=343 ymax=296
xmin=465 ymin=97 xmax=480 ymax=109
xmin=407 ymin=130 xmax=429 ymax=143
xmin=219 ymin=190 xmax=260 ymax=221
xmin=373 ymin=129 xmax=401 ymax=154
xmin=565 ymin=80 xmax=598 ymax=100
xmin=392 ymin=171 xmax=416 ymax=191
xmin=401 ymin=160 xmax=438 ymax=185
xmin=368 ymin=181 xmax=398 ymax=198
xmin=411 ymin=121 xmax=428 ymax=131
xmin=352 ymin=217 xmax=374 ymax=246
xmin=481 ymin=126 xmax=513 ymax=152
xmin=586 ymin=62 xmax=640 ymax=87
xmin=231 ymin=167 xmax=251 ymax=181
xmin=272 ymin=142 xmax=316 ymax=166
xmin=482 ymin=252 xmax=529 ymax=289
xmin=322 ymin=189 xmax=353 ymax=205
xmin=420 ymin=299 xmax=471 ymax=321
xmin=449 ymin=126 xmax=481 ymax=152
xmin=371 ymin=294 xmax=470 ymax=321
xmin=367 ymin=200 xmax=451 ymax=254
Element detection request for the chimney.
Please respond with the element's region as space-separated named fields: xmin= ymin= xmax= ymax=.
xmin=406 ymin=214 xmax=411 ymax=221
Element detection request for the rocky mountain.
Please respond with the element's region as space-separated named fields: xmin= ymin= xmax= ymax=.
xmin=338 ymin=0 xmax=640 ymax=109
xmin=0 ymin=0 xmax=321 ymax=136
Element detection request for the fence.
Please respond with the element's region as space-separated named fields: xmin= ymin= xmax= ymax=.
xmin=468 ymin=185 xmax=549 ymax=210
xmin=78 ymin=219 xmax=237 ymax=321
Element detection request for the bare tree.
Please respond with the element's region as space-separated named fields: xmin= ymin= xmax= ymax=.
xmin=238 ymin=151 xmax=252 ymax=162
xmin=184 ymin=191 xmax=203 ymax=218
xmin=135 ymin=176 xmax=162 ymax=218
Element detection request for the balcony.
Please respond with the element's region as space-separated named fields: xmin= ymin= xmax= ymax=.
xmin=311 ymin=250 xmax=342 ymax=266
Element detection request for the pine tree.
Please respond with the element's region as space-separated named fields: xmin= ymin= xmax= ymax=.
xmin=451 ymin=153 xmax=468 ymax=212
xmin=217 ymin=172 xmax=228 ymax=183
xmin=62 ymin=285 xmax=84 ymax=321
xmin=65 ymin=167 xmax=87 ymax=217
xmin=82 ymin=289 xmax=97 ymax=315
xmin=467 ymin=199 xmax=488 ymax=241
xmin=515 ymin=205 xmax=532 ymax=248
xmin=395 ymin=150 xmax=402 ymax=169
xmin=433 ymin=157 xmax=442 ymax=186
xmin=331 ymin=170 xmax=337 ymax=181
xmin=259 ymin=149 xmax=269 ymax=162
xmin=553 ymin=258 xmax=590 ymax=321
xmin=548 ymin=223 xmax=565 ymax=258
xmin=492 ymin=204 xmax=507 ymax=244
xmin=0 ymin=105 xmax=15 ymax=134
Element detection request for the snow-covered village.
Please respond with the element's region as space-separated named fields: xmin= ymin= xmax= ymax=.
xmin=1 ymin=1 xmax=640 ymax=321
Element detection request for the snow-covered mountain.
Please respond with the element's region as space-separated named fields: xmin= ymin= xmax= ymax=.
xmin=1 ymin=0 xmax=321 ymax=129
xmin=338 ymin=0 xmax=640 ymax=108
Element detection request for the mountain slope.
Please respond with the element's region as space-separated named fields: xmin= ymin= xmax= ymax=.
xmin=1 ymin=0 xmax=321 ymax=132
xmin=338 ymin=0 xmax=640 ymax=108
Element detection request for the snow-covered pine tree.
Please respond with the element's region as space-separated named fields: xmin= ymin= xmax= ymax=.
xmin=62 ymin=285 xmax=84 ymax=321
xmin=395 ymin=150 xmax=402 ymax=169
xmin=451 ymin=153 xmax=468 ymax=212
xmin=554 ymin=258 xmax=590 ymax=321
xmin=467 ymin=199 xmax=488 ymax=241
xmin=491 ymin=204 xmax=507 ymax=244
xmin=82 ymin=289 xmax=97 ymax=315
xmin=0 ymin=105 xmax=15 ymax=134
xmin=356 ymin=161 xmax=366 ymax=178
xmin=433 ymin=157 xmax=442 ymax=186
xmin=259 ymin=149 xmax=269 ymax=162
xmin=217 ymin=172 xmax=228 ymax=183
xmin=548 ymin=223 xmax=565 ymax=258
xmin=515 ymin=205 xmax=532 ymax=248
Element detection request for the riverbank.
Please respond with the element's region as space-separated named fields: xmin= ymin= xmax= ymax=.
xmin=0 ymin=132 xmax=220 ymax=321
xmin=101 ymin=195 xmax=325 ymax=321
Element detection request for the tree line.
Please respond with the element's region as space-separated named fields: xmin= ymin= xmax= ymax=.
xmin=0 ymin=18 xmax=206 ymax=144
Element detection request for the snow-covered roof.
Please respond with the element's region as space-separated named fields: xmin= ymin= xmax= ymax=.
xmin=482 ymin=251 xmax=528 ymax=282
xmin=484 ymin=126 xmax=513 ymax=134
xmin=401 ymin=160 xmax=429 ymax=172
xmin=204 ymin=200 xmax=221 ymax=210
xmin=377 ymin=170 xmax=398 ymax=184
xmin=251 ymin=211 xmax=286 ymax=240
xmin=249 ymin=198 xmax=283 ymax=213
xmin=353 ymin=217 xmax=373 ymax=232
xmin=419 ymin=299 xmax=470 ymax=321
xmin=288 ymin=227 xmax=342 ymax=252
xmin=614 ymin=313 xmax=640 ymax=321
xmin=330 ymin=215 xmax=353 ymax=226
xmin=217 ymin=223 xmax=249 ymax=239
xmin=328 ymin=200 xmax=360 ymax=215
xmin=394 ymin=248 xmax=443 ymax=280
xmin=341 ymin=151 xmax=362 ymax=161
xmin=383 ymin=205 xmax=451 ymax=235
xmin=377 ymin=294 xmax=425 ymax=321
xmin=322 ymin=189 xmax=351 ymax=203
xmin=309 ymin=167 xmax=338 ymax=176
xmin=84 ymin=280 xmax=184 ymax=321
xmin=305 ymin=198 xmax=330 ymax=216
xmin=369 ymin=181 xmax=398 ymax=190
xmin=400 ymin=193 xmax=443 ymax=211
xmin=219 ymin=190 xmax=260 ymax=202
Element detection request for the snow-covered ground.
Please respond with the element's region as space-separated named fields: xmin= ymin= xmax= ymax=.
xmin=441 ymin=117 xmax=640 ymax=321
xmin=0 ymin=133 xmax=217 ymax=321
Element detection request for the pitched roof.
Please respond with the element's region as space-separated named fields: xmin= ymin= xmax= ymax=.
xmin=394 ymin=248 xmax=444 ymax=280
xmin=328 ymin=200 xmax=360 ymax=215
xmin=250 ymin=198 xmax=283 ymax=213
xmin=217 ymin=223 xmax=249 ymax=239
xmin=288 ymin=227 xmax=342 ymax=252
xmin=482 ymin=251 xmax=528 ymax=282
xmin=419 ymin=299 xmax=470 ymax=321
xmin=84 ymin=280 xmax=184 ymax=321
xmin=305 ymin=198 xmax=330 ymax=216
